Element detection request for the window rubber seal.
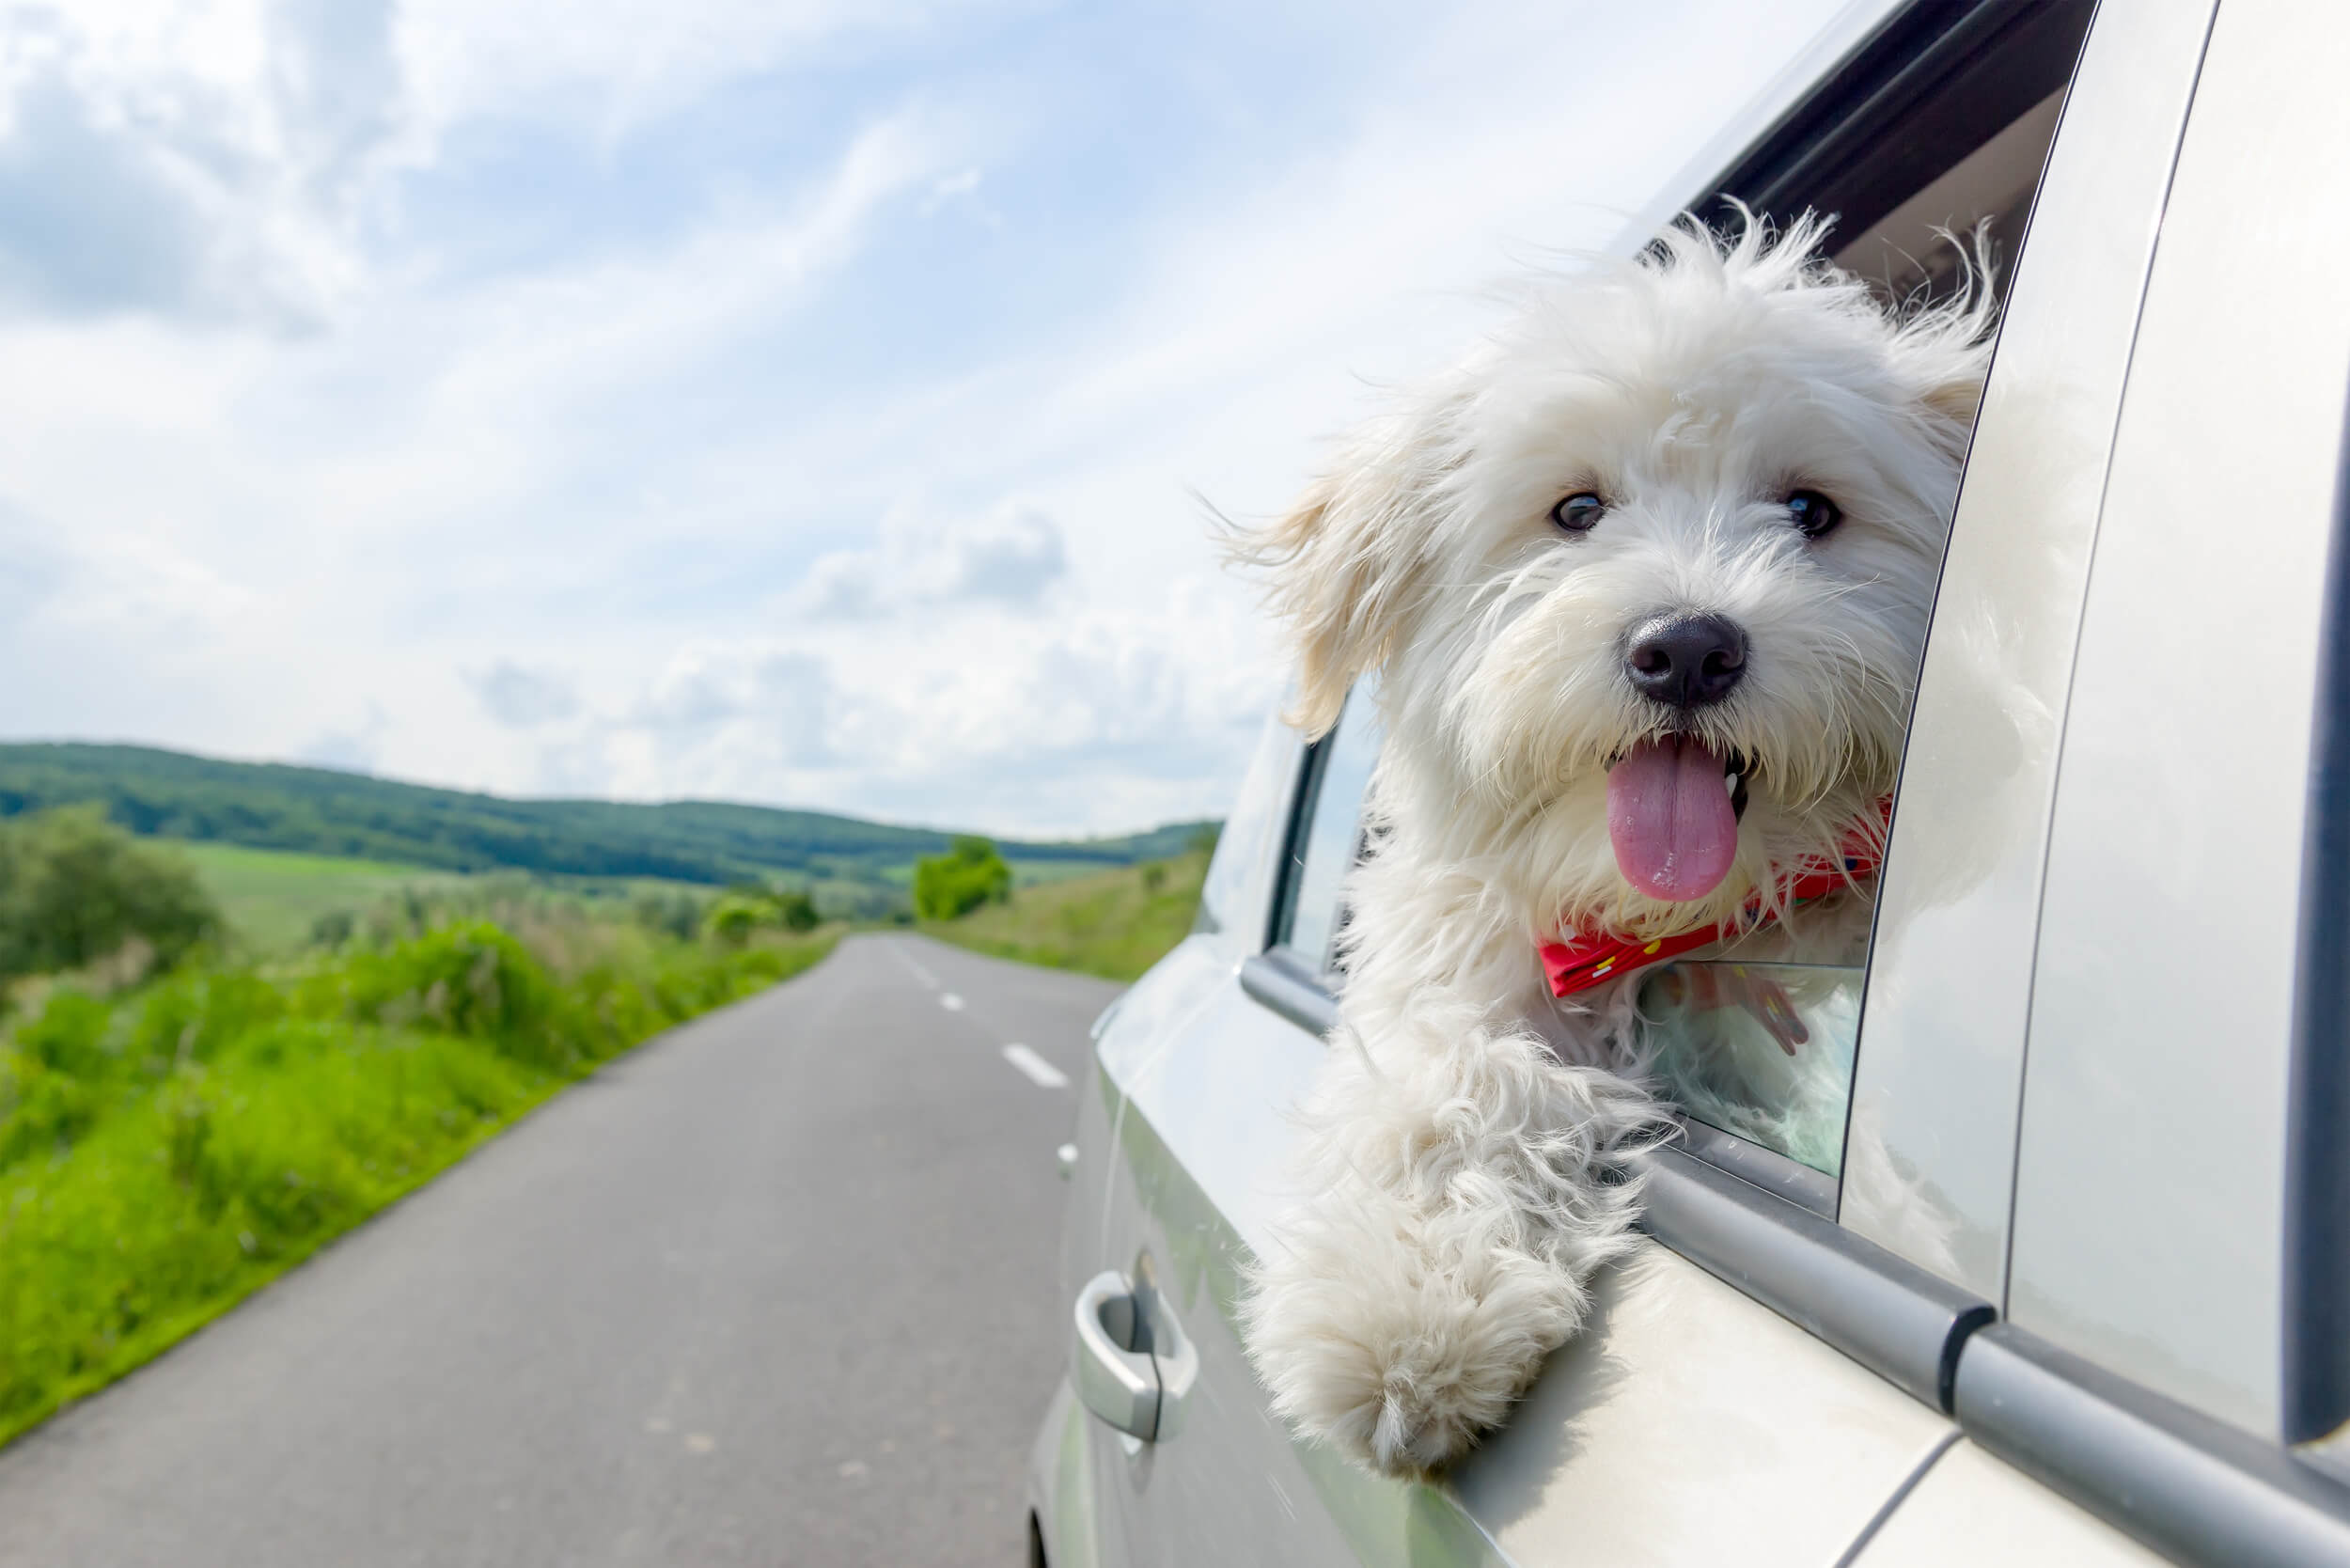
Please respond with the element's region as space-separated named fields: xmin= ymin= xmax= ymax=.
xmin=1639 ymin=1146 xmax=1992 ymax=1414
xmin=1955 ymin=1324 xmax=2350 ymax=1568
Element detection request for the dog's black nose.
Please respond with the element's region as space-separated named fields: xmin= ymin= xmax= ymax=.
xmin=1624 ymin=614 xmax=1747 ymax=708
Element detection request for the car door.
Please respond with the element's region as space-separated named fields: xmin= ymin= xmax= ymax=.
xmin=1047 ymin=3 xmax=2239 ymax=1565
xmin=1856 ymin=0 xmax=2350 ymax=1560
xmin=1076 ymin=682 xmax=1520 ymax=1568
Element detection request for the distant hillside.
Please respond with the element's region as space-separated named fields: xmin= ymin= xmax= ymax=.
xmin=0 ymin=744 xmax=1215 ymax=886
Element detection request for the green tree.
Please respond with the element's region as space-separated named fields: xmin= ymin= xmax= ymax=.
xmin=772 ymin=889 xmax=821 ymax=933
xmin=913 ymin=836 xmax=1012 ymax=920
xmin=704 ymin=896 xmax=766 ymax=947
xmin=703 ymin=884 xmax=821 ymax=945
xmin=0 ymin=808 xmax=222 ymax=981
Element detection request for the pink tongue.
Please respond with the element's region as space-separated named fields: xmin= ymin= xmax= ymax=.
xmin=1607 ymin=736 xmax=1739 ymax=902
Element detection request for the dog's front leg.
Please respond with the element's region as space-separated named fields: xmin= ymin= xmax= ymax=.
xmin=1243 ymin=996 xmax=1659 ymax=1475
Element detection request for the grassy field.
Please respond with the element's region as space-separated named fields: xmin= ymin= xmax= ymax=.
xmin=919 ymin=850 xmax=1209 ymax=982
xmin=176 ymin=840 xmax=461 ymax=953
xmin=0 ymin=912 xmax=838 ymax=1449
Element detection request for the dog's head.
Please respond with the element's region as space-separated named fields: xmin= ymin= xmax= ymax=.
xmin=1242 ymin=213 xmax=1994 ymax=936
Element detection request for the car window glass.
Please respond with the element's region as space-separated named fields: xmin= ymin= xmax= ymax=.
xmin=1645 ymin=962 xmax=1864 ymax=1175
xmin=1650 ymin=39 xmax=2090 ymax=1178
xmin=1281 ymin=682 xmax=1381 ymax=975
xmin=1196 ymin=713 xmax=1300 ymax=937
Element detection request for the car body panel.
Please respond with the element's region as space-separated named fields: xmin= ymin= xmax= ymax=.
xmin=1090 ymin=928 xmax=1509 ymax=1566
xmin=1449 ymin=1249 xmax=1953 ymax=1567
xmin=2009 ymin=0 xmax=2350 ymax=1440
xmin=1842 ymin=0 xmax=2220 ymax=1299
xmin=1852 ymin=1440 xmax=2172 ymax=1567
xmin=1094 ymin=1053 xmax=1510 ymax=1568
xmin=1028 ymin=1379 xmax=1103 ymax=1568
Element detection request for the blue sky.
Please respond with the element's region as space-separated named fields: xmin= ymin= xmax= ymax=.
xmin=0 ymin=0 xmax=1868 ymax=835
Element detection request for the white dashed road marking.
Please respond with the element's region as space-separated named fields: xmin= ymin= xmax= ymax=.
xmin=1001 ymin=1043 xmax=1069 ymax=1090
xmin=890 ymin=946 xmax=939 ymax=990
xmin=895 ymin=938 xmax=1069 ymax=1090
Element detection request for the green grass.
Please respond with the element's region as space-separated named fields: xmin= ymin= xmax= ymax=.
xmin=0 ymin=917 xmax=838 ymax=1449
xmin=175 ymin=840 xmax=460 ymax=954
xmin=918 ymin=851 xmax=1208 ymax=982
xmin=1002 ymin=857 xmax=1124 ymax=888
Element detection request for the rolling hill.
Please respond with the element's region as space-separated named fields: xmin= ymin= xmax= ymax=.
xmin=0 ymin=743 xmax=1215 ymax=886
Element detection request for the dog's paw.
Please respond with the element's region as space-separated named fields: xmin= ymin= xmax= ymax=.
xmin=1245 ymin=1229 xmax=1582 ymax=1477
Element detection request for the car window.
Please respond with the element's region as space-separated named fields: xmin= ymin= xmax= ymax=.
xmin=1195 ymin=712 xmax=1304 ymax=938
xmin=1642 ymin=8 xmax=2093 ymax=1183
xmin=1644 ymin=962 xmax=1865 ymax=1175
xmin=1241 ymin=11 xmax=2098 ymax=1186
xmin=1275 ymin=681 xmax=1381 ymax=975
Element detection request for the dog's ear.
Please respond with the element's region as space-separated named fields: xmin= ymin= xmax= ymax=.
xmin=1234 ymin=415 xmax=1445 ymax=738
xmin=1894 ymin=225 xmax=2000 ymax=447
xmin=1917 ymin=364 xmax=1986 ymax=431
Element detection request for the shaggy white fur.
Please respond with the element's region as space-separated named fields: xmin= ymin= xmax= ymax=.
xmin=1233 ymin=212 xmax=1995 ymax=1476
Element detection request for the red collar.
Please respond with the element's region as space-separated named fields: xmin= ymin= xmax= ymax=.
xmin=1537 ymin=799 xmax=1891 ymax=999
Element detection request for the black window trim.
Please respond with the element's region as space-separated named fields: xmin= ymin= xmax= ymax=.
xmin=1700 ymin=0 xmax=2098 ymax=248
xmin=2286 ymin=388 xmax=2350 ymax=1450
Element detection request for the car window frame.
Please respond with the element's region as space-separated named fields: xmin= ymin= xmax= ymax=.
xmin=1227 ymin=0 xmax=2103 ymax=1400
xmin=1240 ymin=717 xmax=1350 ymax=1038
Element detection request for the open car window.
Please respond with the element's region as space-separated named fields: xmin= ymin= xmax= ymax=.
xmin=1241 ymin=8 xmax=2102 ymax=1196
xmin=1635 ymin=3 xmax=2094 ymax=1186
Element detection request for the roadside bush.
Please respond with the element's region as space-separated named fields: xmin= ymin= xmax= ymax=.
xmin=912 ymin=836 xmax=1012 ymax=920
xmin=633 ymin=890 xmax=703 ymax=941
xmin=14 ymin=991 xmax=115 ymax=1079
xmin=125 ymin=968 xmax=285 ymax=1071
xmin=705 ymin=886 xmax=821 ymax=945
xmin=330 ymin=922 xmax=566 ymax=1067
xmin=0 ymin=808 xmax=222 ymax=983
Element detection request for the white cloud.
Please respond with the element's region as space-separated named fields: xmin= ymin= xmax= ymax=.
xmin=0 ymin=0 xmax=401 ymax=324
xmin=393 ymin=0 xmax=1007 ymax=146
xmin=537 ymin=577 xmax=1275 ymax=833
xmin=795 ymin=500 xmax=1067 ymax=621
xmin=467 ymin=660 xmax=579 ymax=729
xmin=0 ymin=0 xmax=1876 ymax=837
xmin=298 ymin=699 xmax=389 ymax=774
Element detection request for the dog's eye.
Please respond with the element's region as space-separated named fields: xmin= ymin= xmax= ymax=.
xmin=1551 ymin=493 xmax=1605 ymax=533
xmin=1785 ymin=489 xmax=1842 ymax=539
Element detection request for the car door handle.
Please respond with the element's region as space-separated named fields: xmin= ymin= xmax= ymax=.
xmin=1073 ymin=1266 xmax=1202 ymax=1444
xmin=1073 ymin=1271 xmax=1160 ymax=1438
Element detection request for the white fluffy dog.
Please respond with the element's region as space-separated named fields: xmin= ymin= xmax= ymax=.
xmin=1235 ymin=212 xmax=1995 ymax=1475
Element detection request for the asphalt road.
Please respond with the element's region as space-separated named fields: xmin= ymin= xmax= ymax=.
xmin=0 ymin=934 xmax=1122 ymax=1568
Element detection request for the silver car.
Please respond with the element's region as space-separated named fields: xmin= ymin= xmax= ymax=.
xmin=1027 ymin=0 xmax=2350 ymax=1562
